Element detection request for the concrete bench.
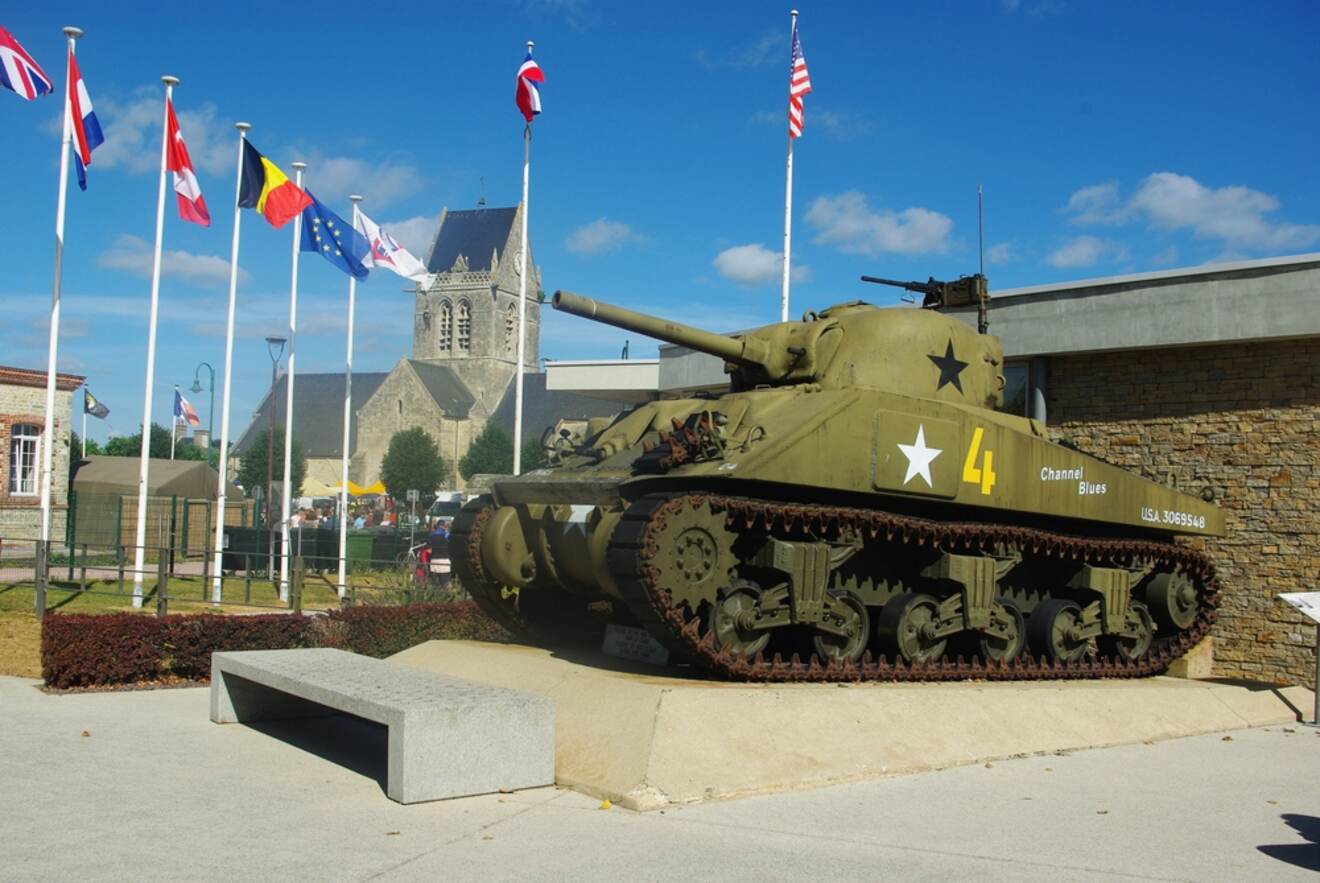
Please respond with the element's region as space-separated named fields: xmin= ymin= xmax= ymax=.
xmin=210 ymin=648 xmax=554 ymax=804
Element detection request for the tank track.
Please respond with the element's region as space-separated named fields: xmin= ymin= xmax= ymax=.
xmin=454 ymin=492 xmax=1218 ymax=681
xmin=606 ymin=493 xmax=1219 ymax=682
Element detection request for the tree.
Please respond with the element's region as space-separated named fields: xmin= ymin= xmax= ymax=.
xmin=380 ymin=427 xmax=449 ymax=500
xmin=458 ymin=422 xmax=550 ymax=479
xmin=101 ymin=423 xmax=204 ymax=461
xmin=67 ymin=431 xmax=100 ymax=487
xmin=235 ymin=427 xmax=306 ymax=499
xmin=459 ymin=422 xmax=512 ymax=479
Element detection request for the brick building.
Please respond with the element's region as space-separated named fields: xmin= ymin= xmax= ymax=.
xmin=0 ymin=365 xmax=85 ymax=542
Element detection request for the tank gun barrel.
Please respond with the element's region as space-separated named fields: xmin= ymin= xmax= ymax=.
xmin=860 ymin=275 xmax=941 ymax=296
xmin=552 ymin=290 xmax=768 ymax=367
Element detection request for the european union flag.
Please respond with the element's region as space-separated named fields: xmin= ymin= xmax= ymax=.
xmin=300 ymin=191 xmax=370 ymax=279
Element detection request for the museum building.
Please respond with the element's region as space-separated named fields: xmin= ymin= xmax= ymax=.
xmin=547 ymin=254 xmax=1320 ymax=688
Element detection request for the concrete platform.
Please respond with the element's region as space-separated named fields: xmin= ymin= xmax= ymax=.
xmin=392 ymin=641 xmax=1313 ymax=811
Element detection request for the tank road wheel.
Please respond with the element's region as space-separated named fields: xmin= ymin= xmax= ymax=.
xmin=1145 ymin=571 xmax=1199 ymax=631
xmin=707 ymin=580 xmax=771 ymax=659
xmin=1099 ymin=601 xmax=1155 ymax=662
xmin=978 ymin=599 xmax=1027 ymax=663
xmin=647 ymin=499 xmax=739 ymax=615
xmin=813 ymin=591 xmax=871 ymax=665
xmin=878 ymin=593 xmax=947 ymax=665
xmin=1027 ymin=599 xmax=1089 ymax=663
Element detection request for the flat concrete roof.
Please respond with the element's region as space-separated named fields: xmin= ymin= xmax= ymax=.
xmin=544 ymin=358 xmax=660 ymax=404
xmin=950 ymin=253 xmax=1320 ymax=358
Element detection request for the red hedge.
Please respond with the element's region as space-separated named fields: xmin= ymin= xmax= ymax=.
xmin=40 ymin=602 xmax=510 ymax=689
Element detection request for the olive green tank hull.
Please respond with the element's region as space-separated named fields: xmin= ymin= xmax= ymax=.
xmin=452 ymin=290 xmax=1223 ymax=680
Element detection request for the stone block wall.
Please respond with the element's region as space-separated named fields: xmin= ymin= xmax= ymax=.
xmin=0 ymin=379 xmax=75 ymax=542
xmin=1047 ymin=338 xmax=1320 ymax=687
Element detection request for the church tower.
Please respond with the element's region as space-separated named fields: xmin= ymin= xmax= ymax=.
xmin=412 ymin=203 xmax=541 ymax=411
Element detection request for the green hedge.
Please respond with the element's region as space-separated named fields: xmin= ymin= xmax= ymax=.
xmin=40 ymin=602 xmax=511 ymax=689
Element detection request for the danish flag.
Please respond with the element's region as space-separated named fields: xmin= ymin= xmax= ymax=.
xmin=515 ymin=50 xmax=544 ymax=122
xmin=166 ymin=97 xmax=210 ymax=226
xmin=0 ymin=25 xmax=52 ymax=100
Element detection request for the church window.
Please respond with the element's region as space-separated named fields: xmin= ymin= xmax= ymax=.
xmin=437 ymin=300 xmax=452 ymax=351
xmin=504 ymin=303 xmax=517 ymax=355
xmin=457 ymin=300 xmax=472 ymax=352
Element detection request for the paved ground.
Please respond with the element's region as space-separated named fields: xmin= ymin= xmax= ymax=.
xmin=2 ymin=674 xmax=1317 ymax=881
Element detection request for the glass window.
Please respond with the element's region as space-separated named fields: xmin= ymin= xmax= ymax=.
xmin=8 ymin=423 xmax=39 ymax=495
xmin=457 ymin=300 xmax=472 ymax=352
xmin=437 ymin=300 xmax=452 ymax=351
xmin=1001 ymin=363 xmax=1028 ymax=416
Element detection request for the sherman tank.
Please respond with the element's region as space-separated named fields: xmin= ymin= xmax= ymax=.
xmin=453 ymin=275 xmax=1223 ymax=682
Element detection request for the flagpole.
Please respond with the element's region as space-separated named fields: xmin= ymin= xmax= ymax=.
xmin=81 ymin=390 xmax=87 ymax=459
xmin=210 ymin=121 xmax=251 ymax=603
xmin=337 ymin=194 xmax=362 ymax=599
xmin=130 ymin=75 xmax=178 ymax=606
xmin=513 ymin=40 xmax=534 ymax=477
xmin=780 ymin=10 xmax=799 ymax=324
xmin=40 ymin=26 xmax=82 ymax=548
xmin=278 ymin=161 xmax=307 ymax=601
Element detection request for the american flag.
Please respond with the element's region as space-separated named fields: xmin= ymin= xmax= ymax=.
xmin=0 ymin=24 xmax=52 ymax=101
xmin=787 ymin=21 xmax=812 ymax=139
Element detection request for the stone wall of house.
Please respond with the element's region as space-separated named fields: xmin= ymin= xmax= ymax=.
xmin=1047 ymin=338 xmax=1320 ymax=687
xmin=0 ymin=380 xmax=74 ymax=542
xmin=352 ymin=363 xmax=479 ymax=490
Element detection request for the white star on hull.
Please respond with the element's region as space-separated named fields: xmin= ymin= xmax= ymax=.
xmin=897 ymin=424 xmax=942 ymax=488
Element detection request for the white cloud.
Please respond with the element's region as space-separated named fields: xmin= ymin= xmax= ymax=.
xmin=696 ymin=32 xmax=780 ymax=69
xmin=985 ymin=242 xmax=1016 ymax=265
xmin=1046 ymin=235 xmax=1127 ymax=268
xmin=751 ymin=108 xmax=873 ymax=141
xmin=1064 ymin=172 xmax=1320 ymax=252
xmin=84 ymin=86 xmax=231 ymax=176
xmin=565 ymin=218 xmax=644 ymax=255
xmin=98 ymin=235 xmax=245 ymax=288
xmin=712 ymin=244 xmax=808 ymax=287
xmin=805 ymin=191 xmax=953 ymax=256
xmin=379 ymin=215 xmax=438 ymax=258
xmin=302 ymin=155 xmax=423 ymax=209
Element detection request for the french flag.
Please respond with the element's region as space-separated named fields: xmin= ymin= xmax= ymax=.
xmin=174 ymin=388 xmax=201 ymax=428
xmin=0 ymin=25 xmax=53 ymax=100
xmin=166 ymin=97 xmax=209 ymax=226
xmin=67 ymin=52 xmax=103 ymax=190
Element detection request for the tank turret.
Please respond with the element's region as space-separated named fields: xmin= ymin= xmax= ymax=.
xmin=552 ymin=290 xmax=1005 ymax=408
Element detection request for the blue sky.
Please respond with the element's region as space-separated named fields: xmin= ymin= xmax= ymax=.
xmin=4 ymin=0 xmax=1318 ymax=444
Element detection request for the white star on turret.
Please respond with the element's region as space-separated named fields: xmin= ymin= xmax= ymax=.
xmin=897 ymin=424 xmax=942 ymax=488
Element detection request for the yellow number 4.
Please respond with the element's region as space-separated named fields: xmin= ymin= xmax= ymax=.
xmin=962 ymin=427 xmax=997 ymax=495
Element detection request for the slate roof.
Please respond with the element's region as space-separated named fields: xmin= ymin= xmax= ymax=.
xmin=490 ymin=373 xmax=623 ymax=443
xmin=425 ymin=207 xmax=518 ymax=274
xmin=407 ymin=360 xmax=475 ymax=418
xmin=234 ymin=372 xmax=388 ymax=459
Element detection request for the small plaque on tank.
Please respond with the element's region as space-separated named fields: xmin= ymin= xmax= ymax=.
xmin=602 ymin=624 xmax=671 ymax=667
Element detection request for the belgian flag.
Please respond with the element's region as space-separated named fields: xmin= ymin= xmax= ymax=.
xmin=238 ymin=140 xmax=312 ymax=228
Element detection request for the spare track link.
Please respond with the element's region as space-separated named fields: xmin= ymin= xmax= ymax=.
xmin=607 ymin=492 xmax=1219 ymax=683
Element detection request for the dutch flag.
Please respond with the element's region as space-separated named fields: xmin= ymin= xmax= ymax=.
xmin=67 ymin=52 xmax=103 ymax=190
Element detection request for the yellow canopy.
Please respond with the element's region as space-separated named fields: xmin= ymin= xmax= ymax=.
xmin=329 ymin=480 xmax=387 ymax=497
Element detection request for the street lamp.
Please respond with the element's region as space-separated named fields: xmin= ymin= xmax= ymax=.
xmin=190 ymin=361 xmax=216 ymax=443
xmin=265 ymin=336 xmax=287 ymax=579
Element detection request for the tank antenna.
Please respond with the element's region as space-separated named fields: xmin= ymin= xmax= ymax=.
xmin=977 ymin=183 xmax=984 ymax=278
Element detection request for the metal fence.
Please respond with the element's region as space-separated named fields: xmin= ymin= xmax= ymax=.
xmin=0 ymin=527 xmax=464 ymax=621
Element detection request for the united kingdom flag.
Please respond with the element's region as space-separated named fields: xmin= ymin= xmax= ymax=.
xmin=515 ymin=49 xmax=544 ymax=122
xmin=0 ymin=25 xmax=53 ymax=101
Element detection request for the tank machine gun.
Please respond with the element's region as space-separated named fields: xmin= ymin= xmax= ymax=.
xmin=862 ymin=273 xmax=990 ymax=333
xmin=452 ymin=284 xmax=1223 ymax=683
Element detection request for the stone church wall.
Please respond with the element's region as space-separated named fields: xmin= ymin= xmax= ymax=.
xmin=1047 ymin=338 xmax=1320 ymax=687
